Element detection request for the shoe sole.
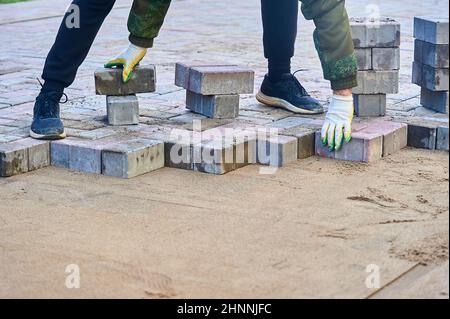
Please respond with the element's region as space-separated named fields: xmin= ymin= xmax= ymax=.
xmin=30 ymin=129 xmax=67 ymax=140
xmin=256 ymin=91 xmax=323 ymax=115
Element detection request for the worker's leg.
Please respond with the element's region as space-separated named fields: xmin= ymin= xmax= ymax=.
xmin=106 ymin=0 xmax=173 ymax=82
xmin=257 ymin=0 xmax=323 ymax=115
xmin=42 ymin=0 xmax=117 ymax=92
xmin=300 ymin=0 xmax=357 ymax=91
xmin=261 ymin=0 xmax=298 ymax=82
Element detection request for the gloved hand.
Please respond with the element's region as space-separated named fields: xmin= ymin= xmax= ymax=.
xmin=104 ymin=43 xmax=147 ymax=83
xmin=321 ymin=94 xmax=354 ymax=151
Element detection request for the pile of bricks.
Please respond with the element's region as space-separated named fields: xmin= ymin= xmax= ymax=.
xmin=94 ymin=65 xmax=157 ymax=125
xmin=174 ymin=62 xmax=254 ymax=119
xmin=351 ymin=18 xmax=401 ymax=117
xmin=412 ymin=17 xmax=449 ymax=114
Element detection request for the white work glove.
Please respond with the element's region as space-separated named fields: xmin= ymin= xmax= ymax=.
xmin=321 ymin=94 xmax=354 ymax=151
xmin=104 ymin=43 xmax=147 ymax=83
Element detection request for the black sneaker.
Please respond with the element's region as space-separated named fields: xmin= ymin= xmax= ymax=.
xmin=256 ymin=73 xmax=324 ymax=114
xmin=30 ymin=91 xmax=67 ymax=140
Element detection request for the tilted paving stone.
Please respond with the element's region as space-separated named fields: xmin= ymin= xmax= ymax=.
xmin=102 ymin=139 xmax=164 ymax=178
xmin=257 ymin=135 xmax=298 ymax=167
xmin=315 ymin=122 xmax=383 ymax=163
xmin=185 ymin=90 xmax=240 ymax=119
xmin=174 ymin=62 xmax=234 ymax=89
xmin=414 ymin=17 xmax=449 ymax=45
xmin=354 ymin=94 xmax=387 ymax=117
xmin=354 ymin=70 xmax=399 ymax=94
xmin=94 ymin=65 xmax=156 ymax=96
xmin=187 ymin=66 xmax=254 ymax=95
xmin=106 ymin=95 xmax=139 ymax=126
xmin=372 ymin=47 xmax=400 ymax=70
xmin=420 ymin=87 xmax=449 ymax=113
xmin=436 ymin=126 xmax=449 ymax=151
xmin=350 ymin=17 xmax=401 ymax=48
xmin=1 ymin=138 xmax=49 ymax=177
xmin=414 ymin=39 xmax=449 ymax=68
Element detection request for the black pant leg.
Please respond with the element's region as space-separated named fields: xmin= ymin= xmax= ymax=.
xmin=42 ymin=0 xmax=116 ymax=91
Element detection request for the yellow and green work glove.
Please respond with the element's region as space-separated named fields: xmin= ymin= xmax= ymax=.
xmin=104 ymin=43 xmax=147 ymax=83
xmin=321 ymin=94 xmax=354 ymax=151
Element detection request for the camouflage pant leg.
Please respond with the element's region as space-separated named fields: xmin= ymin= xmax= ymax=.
xmin=128 ymin=0 xmax=172 ymax=48
xmin=300 ymin=0 xmax=357 ymax=90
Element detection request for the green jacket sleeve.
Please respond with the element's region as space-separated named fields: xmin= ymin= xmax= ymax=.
xmin=128 ymin=0 xmax=172 ymax=48
xmin=301 ymin=0 xmax=358 ymax=90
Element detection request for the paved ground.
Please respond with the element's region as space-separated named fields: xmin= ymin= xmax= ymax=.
xmin=0 ymin=0 xmax=449 ymax=298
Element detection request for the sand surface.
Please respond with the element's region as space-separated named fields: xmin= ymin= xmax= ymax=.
xmin=0 ymin=148 xmax=448 ymax=298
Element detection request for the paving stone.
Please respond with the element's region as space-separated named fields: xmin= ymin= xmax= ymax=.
xmin=412 ymin=61 xmax=423 ymax=86
xmin=372 ymin=47 xmax=400 ymax=70
xmin=164 ymin=130 xmax=198 ymax=170
xmin=350 ymin=17 xmax=401 ymax=48
xmin=95 ymin=65 xmax=156 ymax=95
xmin=420 ymin=87 xmax=449 ymax=113
xmin=354 ymin=94 xmax=387 ymax=117
xmin=102 ymin=139 xmax=164 ymax=178
xmin=281 ymin=127 xmax=316 ymax=159
xmin=0 ymin=138 xmax=49 ymax=177
xmin=436 ymin=126 xmax=449 ymax=151
xmin=51 ymin=138 xmax=114 ymax=174
xmin=257 ymin=135 xmax=298 ymax=167
xmin=407 ymin=123 xmax=437 ymax=150
xmin=106 ymin=95 xmax=139 ymax=126
xmin=355 ymin=48 xmax=372 ymax=70
xmin=187 ymin=66 xmax=254 ymax=95
xmin=315 ymin=124 xmax=383 ymax=163
xmin=354 ymin=70 xmax=399 ymax=94
xmin=413 ymin=61 xmax=449 ymax=91
xmin=414 ymin=39 xmax=449 ymax=68
xmin=175 ymin=62 xmax=234 ymax=89
xmin=414 ymin=17 xmax=449 ymax=45
xmin=193 ymin=138 xmax=236 ymax=175
xmin=186 ymin=90 xmax=239 ymax=119
xmin=363 ymin=120 xmax=408 ymax=157
xmin=0 ymin=135 xmax=22 ymax=143
xmin=0 ymin=141 xmax=28 ymax=177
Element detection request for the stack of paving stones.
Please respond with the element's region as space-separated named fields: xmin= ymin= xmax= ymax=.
xmin=174 ymin=62 xmax=254 ymax=119
xmin=94 ymin=65 xmax=156 ymax=125
xmin=351 ymin=18 xmax=401 ymax=117
xmin=412 ymin=17 xmax=449 ymax=114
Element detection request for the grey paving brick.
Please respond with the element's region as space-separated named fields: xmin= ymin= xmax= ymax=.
xmin=164 ymin=130 xmax=197 ymax=170
xmin=282 ymin=128 xmax=316 ymax=160
xmin=414 ymin=17 xmax=449 ymax=45
xmin=372 ymin=47 xmax=400 ymax=70
xmin=362 ymin=120 xmax=408 ymax=157
xmin=423 ymin=64 xmax=449 ymax=91
xmin=188 ymin=66 xmax=254 ymax=95
xmin=0 ymin=141 xmax=28 ymax=177
xmin=355 ymin=48 xmax=372 ymax=70
xmin=407 ymin=123 xmax=437 ymax=150
xmin=414 ymin=39 xmax=449 ymax=68
xmin=412 ymin=61 xmax=423 ymax=86
xmin=0 ymin=138 xmax=50 ymax=177
xmin=106 ymin=95 xmax=139 ymax=126
xmin=95 ymin=65 xmax=156 ymax=95
xmin=102 ymin=139 xmax=164 ymax=178
xmin=354 ymin=94 xmax=387 ymax=117
xmin=354 ymin=70 xmax=399 ymax=94
xmin=350 ymin=17 xmax=401 ymax=48
xmin=175 ymin=62 xmax=234 ymax=89
xmin=420 ymin=87 xmax=449 ymax=113
xmin=315 ymin=123 xmax=383 ymax=162
xmin=186 ymin=90 xmax=239 ymax=119
xmin=436 ymin=126 xmax=449 ymax=151
xmin=257 ymin=135 xmax=298 ymax=167
xmin=193 ymin=138 xmax=236 ymax=174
